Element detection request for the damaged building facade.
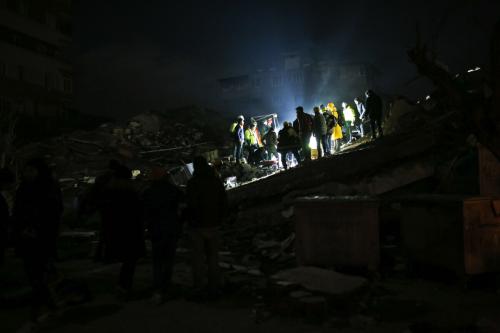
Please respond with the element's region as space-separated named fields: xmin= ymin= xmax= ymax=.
xmin=218 ymin=51 xmax=378 ymax=119
xmin=0 ymin=0 xmax=73 ymax=135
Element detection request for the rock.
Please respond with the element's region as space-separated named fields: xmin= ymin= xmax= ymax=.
xmin=271 ymin=266 xmax=367 ymax=295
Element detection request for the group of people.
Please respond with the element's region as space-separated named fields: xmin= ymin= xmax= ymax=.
xmin=0 ymin=155 xmax=227 ymax=323
xmin=230 ymin=89 xmax=384 ymax=168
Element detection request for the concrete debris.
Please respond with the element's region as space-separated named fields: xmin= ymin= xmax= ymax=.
xmin=271 ymin=266 xmax=367 ymax=295
xmin=14 ymin=107 xmax=227 ymax=192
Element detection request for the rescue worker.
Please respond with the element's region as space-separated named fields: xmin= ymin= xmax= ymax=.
xmin=230 ymin=115 xmax=244 ymax=162
xmin=365 ymin=90 xmax=384 ymax=139
xmin=233 ymin=118 xmax=244 ymax=164
xmin=278 ymin=122 xmax=301 ymax=169
xmin=244 ymin=122 xmax=262 ymax=164
xmin=354 ymin=97 xmax=366 ymax=137
xmin=313 ymin=106 xmax=328 ymax=158
xmin=323 ymin=107 xmax=334 ymax=154
xmin=328 ymin=102 xmax=343 ymax=153
xmin=293 ymin=106 xmax=314 ymax=162
xmin=263 ymin=128 xmax=279 ymax=160
xmin=342 ymin=102 xmax=356 ymax=144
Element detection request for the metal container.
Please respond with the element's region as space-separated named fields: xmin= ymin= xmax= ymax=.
xmin=478 ymin=144 xmax=500 ymax=197
xmin=401 ymin=195 xmax=500 ymax=275
xmin=294 ymin=196 xmax=380 ymax=270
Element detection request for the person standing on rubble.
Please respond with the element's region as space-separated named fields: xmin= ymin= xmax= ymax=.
xmin=293 ymin=106 xmax=314 ymax=162
xmin=313 ymin=106 xmax=329 ymax=158
xmin=231 ymin=116 xmax=244 ymax=162
xmin=328 ymin=102 xmax=344 ymax=153
xmin=354 ymin=97 xmax=366 ymax=137
xmin=342 ymin=102 xmax=356 ymax=144
xmin=99 ymin=165 xmax=144 ymax=297
xmin=186 ymin=156 xmax=227 ymax=299
xmin=245 ymin=122 xmax=263 ymax=164
xmin=365 ymin=90 xmax=384 ymax=139
xmin=263 ymin=128 xmax=279 ymax=160
xmin=233 ymin=117 xmax=245 ymax=164
xmin=13 ymin=158 xmax=63 ymax=322
xmin=322 ymin=105 xmax=333 ymax=154
xmin=143 ymin=167 xmax=183 ymax=304
xmin=278 ymin=122 xmax=301 ymax=169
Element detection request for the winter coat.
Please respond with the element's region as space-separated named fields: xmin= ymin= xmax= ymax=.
xmin=295 ymin=112 xmax=314 ymax=136
xmin=186 ymin=167 xmax=227 ymax=229
xmin=142 ymin=180 xmax=183 ymax=242
xmin=313 ymin=113 xmax=327 ymax=136
xmin=278 ymin=127 xmax=300 ymax=151
xmin=263 ymin=130 xmax=278 ymax=147
xmin=366 ymin=93 xmax=383 ymax=119
xmin=99 ymin=178 xmax=144 ymax=262
xmin=332 ymin=110 xmax=343 ymax=140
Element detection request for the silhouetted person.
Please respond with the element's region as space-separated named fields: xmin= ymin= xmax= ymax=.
xmin=313 ymin=106 xmax=328 ymax=157
xmin=365 ymin=90 xmax=384 ymax=139
xmin=0 ymin=168 xmax=15 ymax=266
xmin=233 ymin=118 xmax=245 ymax=164
xmin=186 ymin=156 xmax=227 ymax=298
xmin=13 ymin=158 xmax=62 ymax=322
xmin=99 ymin=165 xmax=144 ymax=294
xmin=263 ymin=128 xmax=279 ymax=160
xmin=79 ymin=159 xmax=123 ymax=262
xmin=293 ymin=106 xmax=314 ymax=161
xmin=142 ymin=167 xmax=183 ymax=303
xmin=278 ymin=122 xmax=301 ymax=169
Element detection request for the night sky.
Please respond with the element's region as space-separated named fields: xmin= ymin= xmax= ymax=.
xmin=73 ymin=0 xmax=500 ymax=119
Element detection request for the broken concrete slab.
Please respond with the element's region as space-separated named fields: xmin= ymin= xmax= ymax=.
xmin=271 ymin=266 xmax=367 ymax=295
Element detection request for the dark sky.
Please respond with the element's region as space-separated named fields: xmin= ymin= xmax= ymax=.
xmin=73 ymin=0 xmax=500 ymax=118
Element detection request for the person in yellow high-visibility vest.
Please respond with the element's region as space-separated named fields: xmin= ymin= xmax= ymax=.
xmin=327 ymin=102 xmax=343 ymax=153
xmin=244 ymin=122 xmax=262 ymax=164
xmin=342 ymin=102 xmax=356 ymax=144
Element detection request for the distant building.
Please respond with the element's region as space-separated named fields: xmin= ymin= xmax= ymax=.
xmin=0 ymin=0 xmax=73 ymax=125
xmin=217 ymin=52 xmax=378 ymax=120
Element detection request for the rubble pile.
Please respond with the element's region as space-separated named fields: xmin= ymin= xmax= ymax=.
xmin=14 ymin=107 xmax=228 ymax=185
